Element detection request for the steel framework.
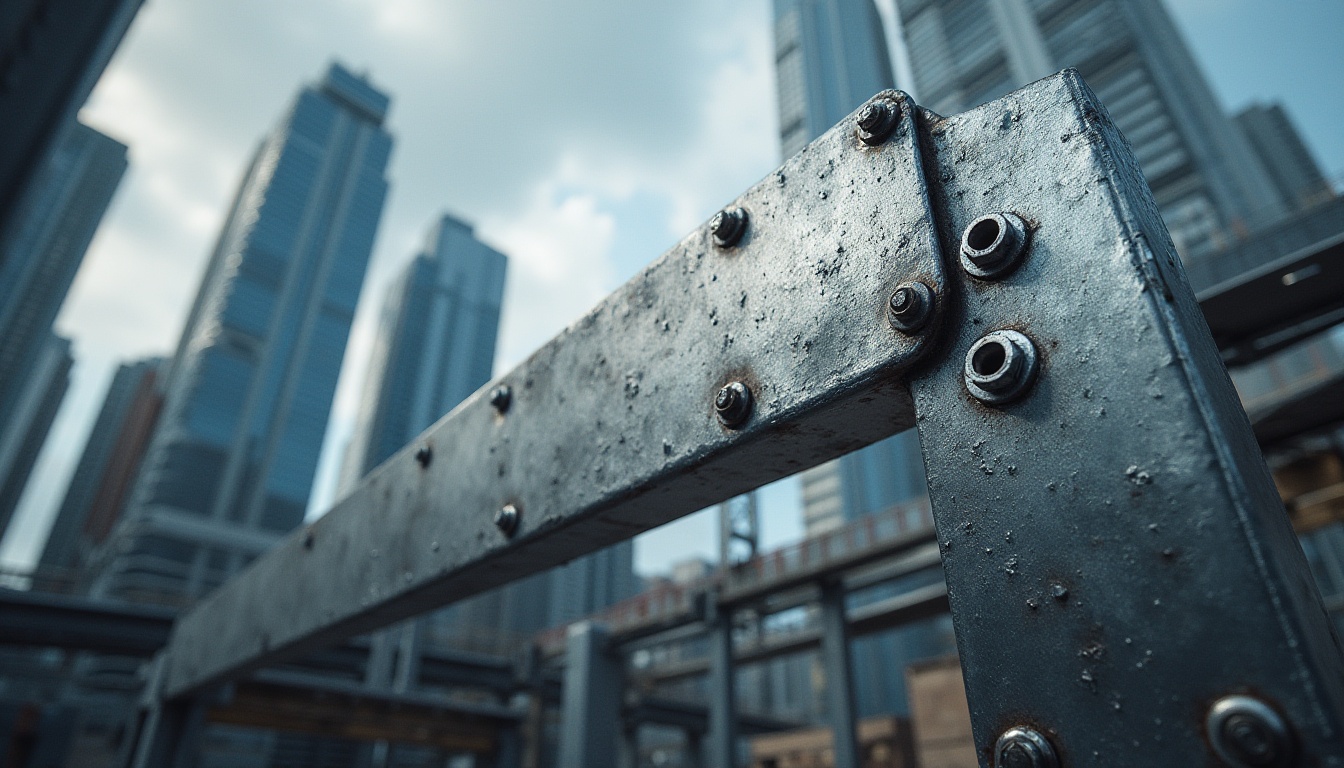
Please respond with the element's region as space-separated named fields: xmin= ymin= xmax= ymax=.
xmin=129 ymin=71 xmax=1344 ymax=767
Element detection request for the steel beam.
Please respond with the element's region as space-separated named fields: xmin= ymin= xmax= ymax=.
xmin=819 ymin=581 xmax=859 ymax=768
xmin=0 ymin=588 xmax=174 ymax=656
xmin=706 ymin=598 xmax=738 ymax=768
xmin=558 ymin=622 xmax=623 ymax=768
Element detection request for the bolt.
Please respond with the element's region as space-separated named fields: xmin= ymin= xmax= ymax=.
xmin=964 ymin=330 xmax=1040 ymax=406
xmin=489 ymin=384 xmax=512 ymax=414
xmin=857 ymin=98 xmax=899 ymax=145
xmin=715 ymin=381 xmax=753 ymax=428
xmin=994 ymin=727 xmax=1059 ymax=768
xmin=414 ymin=445 xmax=432 ymax=468
xmin=887 ymin=281 xmax=935 ymax=333
xmin=1206 ymin=695 xmax=1295 ymax=768
xmin=960 ymin=212 xmax=1029 ymax=279
xmin=494 ymin=504 xmax=520 ymax=537
xmin=710 ymin=207 xmax=748 ymax=247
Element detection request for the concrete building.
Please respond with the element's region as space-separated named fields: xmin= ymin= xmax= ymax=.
xmin=0 ymin=335 xmax=74 ymax=541
xmin=87 ymin=63 xmax=393 ymax=607
xmin=1235 ymin=102 xmax=1337 ymax=213
xmin=35 ymin=357 xmax=164 ymax=592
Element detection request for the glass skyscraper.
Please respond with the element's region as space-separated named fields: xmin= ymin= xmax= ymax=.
xmin=0 ymin=121 xmax=127 ymax=541
xmin=0 ymin=334 xmax=74 ymax=541
xmin=87 ymin=63 xmax=393 ymax=606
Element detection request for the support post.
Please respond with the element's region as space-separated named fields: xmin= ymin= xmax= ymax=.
xmin=121 ymin=657 xmax=208 ymax=768
xmin=558 ymin=622 xmax=622 ymax=768
xmin=819 ymin=580 xmax=860 ymax=768
xmin=684 ymin=729 xmax=703 ymax=768
xmin=619 ymin=723 xmax=639 ymax=768
xmin=706 ymin=593 xmax=737 ymax=768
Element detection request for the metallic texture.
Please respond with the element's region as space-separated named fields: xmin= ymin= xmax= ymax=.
xmin=489 ymin=384 xmax=512 ymax=414
xmin=1205 ymin=695 xmax=1296 ymax=768
xmin=494 ymin=503 xmax=520 ymax=537
xmin=959 ymin=212 xmax=1028 ymax=279
xmin=909 ymin=71 xmax=1343 ymax=764
xmin=887 ymin=281 xmax=935 ymax=333
xmin=993 ymin=727 xmax=1058 ymax=768
xmin=714 ymin=381 xmax=753 ymax=428
xmin=709 ymin=206 xmax=748 ymax=248
xmin=147 ymin=72 xmax=1344 ymax=767
xmin=159 ymin=87 xmax=944 ymax=699
xmin=856 ymin=97 xmax=899 ymax=146
xmin=962 ymin=329 xmax=1039 ymax=405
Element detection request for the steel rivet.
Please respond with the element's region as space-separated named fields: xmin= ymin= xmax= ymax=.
xmin=495 ymin=504 xmax=520 ymax=537
xmin=857 ymin=98 xmax=899 ymax=146
xmin=1206 ymin=695 xmax=1295 ymax=768
xmin=715 ymin=381 xmax=753 ymax=428
xmin=964 ymin=330 xmax=1039 ymax=405
xmin=888 ymin=281 xmax=934 ymax=333
xmin=710 ymin=207 xmax=748 ymax=248
xmin=489 ymin=384 xmax=512 ymax=414
xmin=994 ymin=727 xmax=1059 ymax=768
xmin=414 ymin=445 xmax=432 ymax=468
xmin=961 ymin=212 xmax=1029 ymax=279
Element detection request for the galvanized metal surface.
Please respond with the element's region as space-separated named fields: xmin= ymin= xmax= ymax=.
xmin=907 ymin=71 xmax=1344 ymax=764
xmin=160 ymin=90 xmax=947 ymax=698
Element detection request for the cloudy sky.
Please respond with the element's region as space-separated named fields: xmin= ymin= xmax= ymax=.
xmin=1 ymin=0 xmax=1341 ymax=577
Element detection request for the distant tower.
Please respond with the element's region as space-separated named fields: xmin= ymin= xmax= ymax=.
xmin=1235 ymin=103 xmax=1336 ymax=213
xmin=88 ymin=63 xmax=393 ymax=605
xmin=892 ymin=0 xmax=1288 ymax=257
xmin=340 ymin=214 xmax=507 ymax=490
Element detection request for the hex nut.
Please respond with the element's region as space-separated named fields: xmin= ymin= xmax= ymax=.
xmin=960 ymin=212 xmax=1029 ymax=279
xmin=994 ymin=727 xmax=1059 ymax=768
xmin=489 ymin=384 xmax=512 ymax=414
xmin=857 ymin=98 xmax=899 ymax=146
xmin=715 ymin=381 xmax=753 ymax=428
xmin=964 ymin=330 xmax=1039 ymax=405
xmin=1206 ymin=695 xmax=1296 ymax=768
xmin=494 ymin=504 xmax=520 ymax=537
xmin=710 ymin=207 xmax=748 ymax=248
xmin=888 ymin=281 xmax=935 ymax=333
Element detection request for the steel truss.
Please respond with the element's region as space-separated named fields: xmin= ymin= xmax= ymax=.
xmin=132 ymin=71 xmax=1344 ymax=767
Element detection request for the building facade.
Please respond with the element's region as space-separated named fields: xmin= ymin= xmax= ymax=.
xmin=87 ymin=63 xmax=393 ymax=606
xmin=1235 ymin=102 xmax=1336 ymax=214
xmin=0 ymin=335 xmax=74 ymax=541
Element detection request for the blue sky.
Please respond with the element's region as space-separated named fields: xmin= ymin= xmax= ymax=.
xmin=1 ymin=0 xmax=1340 ymax=579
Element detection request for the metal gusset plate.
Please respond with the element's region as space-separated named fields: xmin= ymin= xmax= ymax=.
xmin=909 ymin=71 xmax=1344 ymax=766
xmin=159 ymin=91 xmax=948 ymax=698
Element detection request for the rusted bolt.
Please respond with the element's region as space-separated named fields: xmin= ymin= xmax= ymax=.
xmin=1206 ymin=695 xmax=1295 ymax=768
xmin=994 ymin=727 xmax=1058 ymax=768
xmin=887 ymin=281 xmax=934 ymax=333
xmin=489 ymin=384 xmax=512 ymax=414
xmin=414 ymin=445 xmax=432 ymax=468
xmin=710 ymin=207 xmax=748 ymax=247
xmin=715 ymin=381 xmax=752 ymax=428
xmin=960 ymin=212 xmax=1028 ymax=279
xmin=495 ymin=504 xmax=520 ymax=537
xmin=857 ymin=98 xmax=898 ymax=145
xmin=964 ymin=330 xmax=1039 ymax=405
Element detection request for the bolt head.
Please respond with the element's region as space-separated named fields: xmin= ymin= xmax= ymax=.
xmin=887 ymin=281 xmax=934 ymax=333
xmin=960 ymin=212 xmax=1029 ymax=279
xmin=489 ymin=384 xmax=512 ymax=413
xmin=857 ymin=99 xmax=899 ymax=145
xmin=964 ymin=330 xmax=1039 ymax=406
xmin=1206 ymin=695 xmax=1295 ymax=768
xmin=994 ymin=727 xmax=1058 ymax=768
xmin=494 ymin=504 xmax=520 ymax=537
xmin=715 ymin=381 xmax=753 ymax=428
xmin=710 ymin=207 xmax=747 ymax=247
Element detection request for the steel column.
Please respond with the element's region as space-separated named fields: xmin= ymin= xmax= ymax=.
xmin=819 ymin=580 xmax=859 ymax=768
xmin=707 ymin=596 xmax=738 ymax=768
xmin=558 ymin=622 xmax=622 ymax=768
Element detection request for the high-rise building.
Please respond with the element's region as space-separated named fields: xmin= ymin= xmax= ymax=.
xmin=0 ymin=123 xmax=127 ymax=453
xmin=340 ymin=214 xmax=507 ymax=489
xmin=892 ymin=0 xmax=1288 ymax=257
xmin=774 ymin=0 xmax=897 ymax=158
xmin=87 ymin=63 xmax=393 ymax=606
xmin=0 ymin=335 xmax=74 ymax=540
xmin=1235 ymin=103 xmax=1336 ymax=213
xmin=35 ymin=357 xmax=164 ymax=591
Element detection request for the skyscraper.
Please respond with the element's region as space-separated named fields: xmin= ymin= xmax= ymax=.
xmin=87 ymin=63 xmax=393 ymax=606
xmin=35 ymin=357 xmax=164 ymax=591
xmin=1235 ymin=103 xmax=1336 ymax=213
xmin=0 ymin=335 xmax=74 ymax=540
xmin=340 ymin=214 xmax=507 ymax=489
xmin=892 ymin=0 xmax=1288 ymax=256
